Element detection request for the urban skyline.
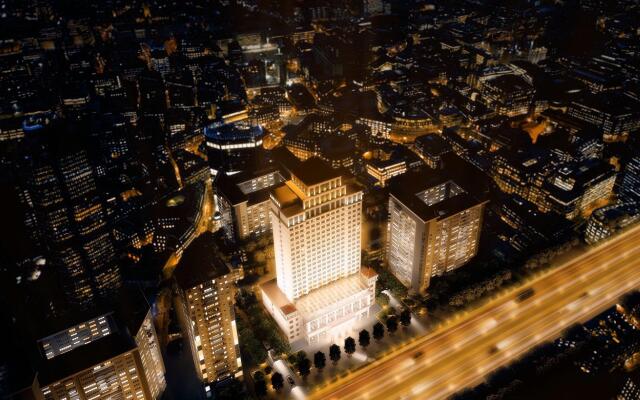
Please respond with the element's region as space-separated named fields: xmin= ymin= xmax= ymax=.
xmin=1 ymin=1 xmax=640 ymax=400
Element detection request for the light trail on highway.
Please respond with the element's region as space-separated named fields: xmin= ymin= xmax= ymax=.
xmin=310 ymin=224 xmax=640 ymax=400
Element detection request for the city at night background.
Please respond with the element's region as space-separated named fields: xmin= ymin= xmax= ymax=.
xmin=1 ymin=0 xmax=640 ymax=399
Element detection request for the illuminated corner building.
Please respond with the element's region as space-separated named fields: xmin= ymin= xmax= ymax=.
xmin=260 ymin=153 xmax=377 ymax=345
xmin=585 ymin=202 xmax=640 ymax=244
xmin=173 ymin=233 xmax=243 ymax=393
xmin=365 ymin=146 xmax=422 ymax=188
xmin=480 ymin=74 xmax=535 ymax=117
xmin=545 ymin=160 xmax=616 ymax=220
xmin=34 ymin=294 xmax=166 ymax=400
xmin=567 ymin=91 xmax=640 ymax=141
xmin=37 ymin=313 xmax=115 ymax=360
xmin=204 ymin=121 xmax=264 ymax=176
xmin=414 ymin=134 xmax=452 ymax=169
xmin=30 ymin=290 xmax=166 ymax=400
xmin=619 ymin=138 xmax=640 ymax=202
xmin=24 ymin=119 xmax=121 ymax=307
xmin=214 ymin=166 xmax=285 ymax=242
xmin=386 ymin=168 xmax=487 ymax=294
xmin=38 ymin=334 xmax=155 ymax=400
xmin=366 ymin=158 xmax=406 ymax=187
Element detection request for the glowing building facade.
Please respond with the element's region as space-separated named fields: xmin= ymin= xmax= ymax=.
xmin=260 ymin=155 xmax=377 ymax=345
xmin=37 ymin=304 xmax=165 ymax=400
xmin=214 ymin=167 xmax=286 ymax=242
xmin=387 ymin=168 xmax=487 ymax=294
xmin=174 ymin=234 xmax=243 ymax=393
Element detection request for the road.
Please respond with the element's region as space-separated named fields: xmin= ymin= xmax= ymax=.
xmin=157 ymin=179 xmax=215 ymax=347
xmin=309 ymin=224 xmax=640 ymax=400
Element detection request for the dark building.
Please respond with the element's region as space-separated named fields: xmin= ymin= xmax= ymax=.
xmin=481 ymin=74 xmax=535 ymax=117
xmin=203 ymin=121 xmax=265 ymax=176
xmin=567 ymin=91 xmax=640 ymax=141
xmin=414 ymin=134 xmax=453 ymax=169
xmin=22 ymin=119 xmax=121 ymax=308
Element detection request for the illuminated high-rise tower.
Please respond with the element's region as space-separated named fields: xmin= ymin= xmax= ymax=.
xmin=261 ymin=152 xmax=377 ymax=345
xmin=387 ymin=167 xmax=487 ymax=294
xmin=24 ymin=119 xmax=121 ymax=307
xmin=173 ymin=233 xmax=243 ymax=393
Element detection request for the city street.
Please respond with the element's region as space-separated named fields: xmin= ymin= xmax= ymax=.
xmin=309 ymin=224 xmax=640 ymax=400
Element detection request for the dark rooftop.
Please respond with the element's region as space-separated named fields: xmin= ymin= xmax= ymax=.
xmin=389 ymin=167 xmax=487 ymax=222
xmin=415 ymin=134 xmax=452 ymax=156
xmin=174 ymin=232 xmax=232 ymax=290
xmin=273 ymin=147 xmax=340 ymax=186
xmin=38 ymin=333 xmax=136 ymax=386
xmin=214 ymin=165 xmax=283 ymax=206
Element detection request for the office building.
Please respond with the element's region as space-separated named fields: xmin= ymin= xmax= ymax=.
xmin=545 ymin=160 xmax=616 ymax=220
xmin=174 ymin=233 xmax=243 ymax=391
xmin=386 ymin=168 xmax=487 ymax=293
xmin=260 ymin=153 xmax=377 ymax=345
xmin=491 ymin=148 xmax=552 ymax=212
xmin=204 ymin=121 xmax=265 ymax=176
xmin=481 ymin=74 xmax=535 ymax=117
xmin=24 ymin=119 xmax=121 ymax=307
xmin=39 ymin=334 xmax=155 ymax=400
xmin=36 ymin=295 xmax=166 ymax=400
xmin=214 ymin=167 xmax=286 ymax=242
xmin=567 ymin=92 xmax=640 ymax=141
xmin=496 ymin=195 xmax=573 ymax=251
xmin=585 ymin=202 xmax=640 ymax=244
xmin=414 ymin=134 xmax=452 ymax=169
xmin=619 ymin=139 xmax=640 ymax=202
xmin=37 ymin=313 xmax=115 ymax=360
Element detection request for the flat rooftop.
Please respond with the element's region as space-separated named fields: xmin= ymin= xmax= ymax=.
xmin=272 ymin=147 xmax=340 ymax=186
xmin=389 ymin=167 xmax=487 ymax=222
xmin=215 ymin=166 xmax=284 ymax=206
xmin=260 ymin=279 xmax=297 ymax=316
xmin=295 ymin=273 xmax=370 ymax=320
xmin=174 ymin=232 xmax=231 ymax=289
xmin=38 ymin=334 xmax=136 ymax=386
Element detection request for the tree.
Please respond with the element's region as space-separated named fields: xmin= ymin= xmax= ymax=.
xmin=329 ymin=344 xmax=341 ymax=365
xmin=358 ymin=329 xmax=370 ymax=350
xmin=386 ymin=315 xmax=398 ymax=335
xmin=255 ymin=380 xmax=267 ymax=397
xmin=296 ymin=350 xmax=307 ymax=363
xmin=377 ymin=292 xmax=390 ymax=307
xmin=314 ymin=351 xmax=326 ymax=372
xmin=400 ymin=308 xmax=412 ymax=328
xmin=297 ymin=357 xmax=311 ymax=379
xmin=271 ymin=372 xmax=284 ymax=391
xmin=215 ymin=378 xmax=246 ymax=400
xmin=373 ymin=322 xmax=385 ymax=341
xmin=344 ymin=337 xmax=356 ymax=357
xmin=253 ymin=371 xmax=267 ymax=398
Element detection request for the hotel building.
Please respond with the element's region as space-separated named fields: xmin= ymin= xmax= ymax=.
xmin=260 ymin=154 xmax=377 ymax=345
xmin=386 ymin=168 xmax=487 ymax=294
xmin=174 ymin=233 xmax=243 ymax=393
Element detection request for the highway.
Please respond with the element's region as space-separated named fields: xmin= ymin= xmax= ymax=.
xmin=309 ymin=224 xmax=640 ymax=400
